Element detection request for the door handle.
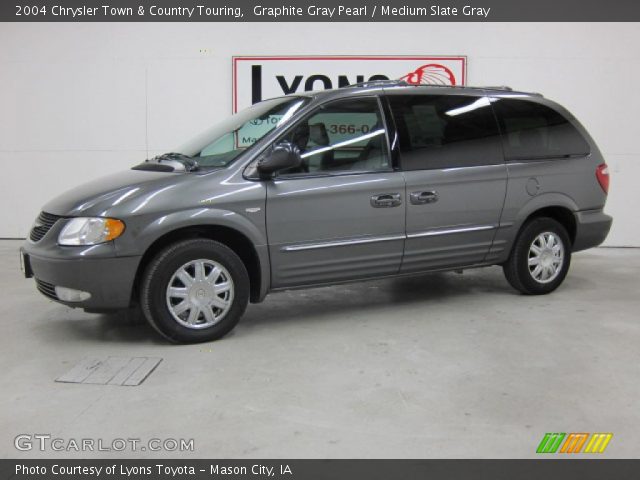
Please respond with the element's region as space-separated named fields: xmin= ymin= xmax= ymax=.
xmin=410 ymin=190 xmax=439 ymax=205
xmin=371 ymin=193 xmax=402 ymax=208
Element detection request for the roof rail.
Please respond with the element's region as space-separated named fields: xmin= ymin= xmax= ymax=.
xmin=481 ymin=85 xmax=543 ymax=96
xmin=401 ymin=84 xmax=514 ymax=91
xmin=345 ymin=81 xmax=533 ymax=95
xmin=348 ymin=79 xmax=408 ymax=88
xmin=481 ymin=85 xmax=513 ymax=91
xmin=403 ymin=83 xmax=460 ymax=88
xmin=387 ymin=82 xmax=515 ymax=92
xmin=349 ymin=81 xmax=470 ymax=90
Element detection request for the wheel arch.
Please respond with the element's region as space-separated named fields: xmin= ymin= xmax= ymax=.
xmin=132 ymin=224 xmax=267 ymax=305
xmin=521 ymin=205 xmax=577 ymax=246
xmin=490 ymin=194 xmax=579 ymax=265
xmin=512 ymin=193 xmax=579 ymax=246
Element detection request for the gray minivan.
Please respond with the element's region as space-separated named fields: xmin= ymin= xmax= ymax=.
xmin=21 ymin=82 xmax=612 ymax=343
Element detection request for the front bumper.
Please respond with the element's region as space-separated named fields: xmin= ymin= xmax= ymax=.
xmin=572 ymin=209 xmax=613 ymax=252
xmin=21 ymin=241 xmax=141 ymax=310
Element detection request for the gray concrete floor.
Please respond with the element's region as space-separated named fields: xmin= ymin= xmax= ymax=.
xmin=1 ymin=240 xmax=638 ymax=459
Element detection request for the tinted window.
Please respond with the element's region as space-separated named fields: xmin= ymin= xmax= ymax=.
xmin=388 ymin=95 xmax=503 ymax=170
xmin=279 ymin=97 xmax=390 ymax=176
xmin=492 ymin=98 xmax=590 ymax=160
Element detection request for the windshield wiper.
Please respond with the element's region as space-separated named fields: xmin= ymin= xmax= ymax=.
xmin=150 ymin=152 xmax=200 ymax=172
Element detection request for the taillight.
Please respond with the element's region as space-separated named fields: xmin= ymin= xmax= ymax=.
xmin=596 ymin=163 xmax=610 ymax=194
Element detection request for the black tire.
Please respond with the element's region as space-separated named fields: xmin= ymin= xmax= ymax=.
xmin=503 ymin=217 xmax=572 ymax=295
xmin=140 ymin=238 xmax=249 ymax=343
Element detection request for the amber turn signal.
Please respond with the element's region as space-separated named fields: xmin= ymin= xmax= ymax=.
xmin=104 ymin=218 xmax=126 ymax=241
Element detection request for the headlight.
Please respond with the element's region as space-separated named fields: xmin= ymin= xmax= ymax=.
xmin=58 ymin=217 xmax=125 ymax=246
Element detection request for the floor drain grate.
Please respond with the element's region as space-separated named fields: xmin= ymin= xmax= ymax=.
xmin=56 ymin=356 xmax=162 ymax=386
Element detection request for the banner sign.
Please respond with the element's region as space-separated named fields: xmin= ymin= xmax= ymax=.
xmin=232 ymin=56 xmax=467 ymax=112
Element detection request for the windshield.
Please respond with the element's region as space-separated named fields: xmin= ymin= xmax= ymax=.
xmin=175 ymin=97 xmax=309 ymax=169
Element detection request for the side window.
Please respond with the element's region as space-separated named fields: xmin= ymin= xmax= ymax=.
xmin=492 ymin=98 xmax=590 ymax=160
xmin=388 ymin=94 xmax=503 ymax=170
xmin=279 ymin=97 xmax=390 ymax=176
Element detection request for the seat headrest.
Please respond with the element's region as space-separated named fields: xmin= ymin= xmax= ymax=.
xmin=309 ymin=123 xmax=330 ymax=146
xmin=292 ymin=123 xmax=310 ymax=150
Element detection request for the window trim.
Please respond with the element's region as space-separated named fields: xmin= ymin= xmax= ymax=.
xmin=503 ymin=152 xmax=591 ymax=162
xmin=380 ymin=94 xmax=402 ymax=171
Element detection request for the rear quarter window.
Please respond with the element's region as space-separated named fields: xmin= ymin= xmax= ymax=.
xmin=492 ymin=98 xmax=590 ymax=160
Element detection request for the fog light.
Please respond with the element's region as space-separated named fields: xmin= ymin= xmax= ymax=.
xmin=54 ymin=286 xmax=91 ymax=302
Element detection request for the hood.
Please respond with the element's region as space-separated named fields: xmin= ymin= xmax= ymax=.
xmin=42 ymin=169 xmax=192 ymax=217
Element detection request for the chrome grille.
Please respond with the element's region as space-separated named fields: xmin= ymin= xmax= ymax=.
xmin=29 ymin=212 xmax=62 ymax=242
xmin=35 ymin=279 xmax=58 ymax=300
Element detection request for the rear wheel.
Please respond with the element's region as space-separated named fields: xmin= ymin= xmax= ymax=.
xmin=503 ymin=217 xmax=571 ymax=295
xmin=140 ymin=239 xmax=249 ymax=343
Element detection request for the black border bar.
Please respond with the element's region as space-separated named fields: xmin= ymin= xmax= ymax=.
xmin=2 ymin=0 xmax=640 ymax=22
xmin=2 ymin=460 xmax=640 ymax=480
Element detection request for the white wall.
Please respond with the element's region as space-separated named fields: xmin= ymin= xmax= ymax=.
xmin=0 ymin=22 xmax=638 ymax=245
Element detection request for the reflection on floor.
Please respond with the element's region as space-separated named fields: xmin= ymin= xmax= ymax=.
xmin=1 ymin=240 xmax=639 ymax=458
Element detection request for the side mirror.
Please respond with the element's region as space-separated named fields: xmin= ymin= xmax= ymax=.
xmin=256 ymin=141 xmax=302 ymax=179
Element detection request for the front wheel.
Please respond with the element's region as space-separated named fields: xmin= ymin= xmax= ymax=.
xmin=140 ymin=239 xmax=249 ymax=343
xmin=503 ymin=217 xmax=571 ymax=295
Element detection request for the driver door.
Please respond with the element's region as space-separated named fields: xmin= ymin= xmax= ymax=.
xmin=265 ymin=96 xmax=406 ymax=288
